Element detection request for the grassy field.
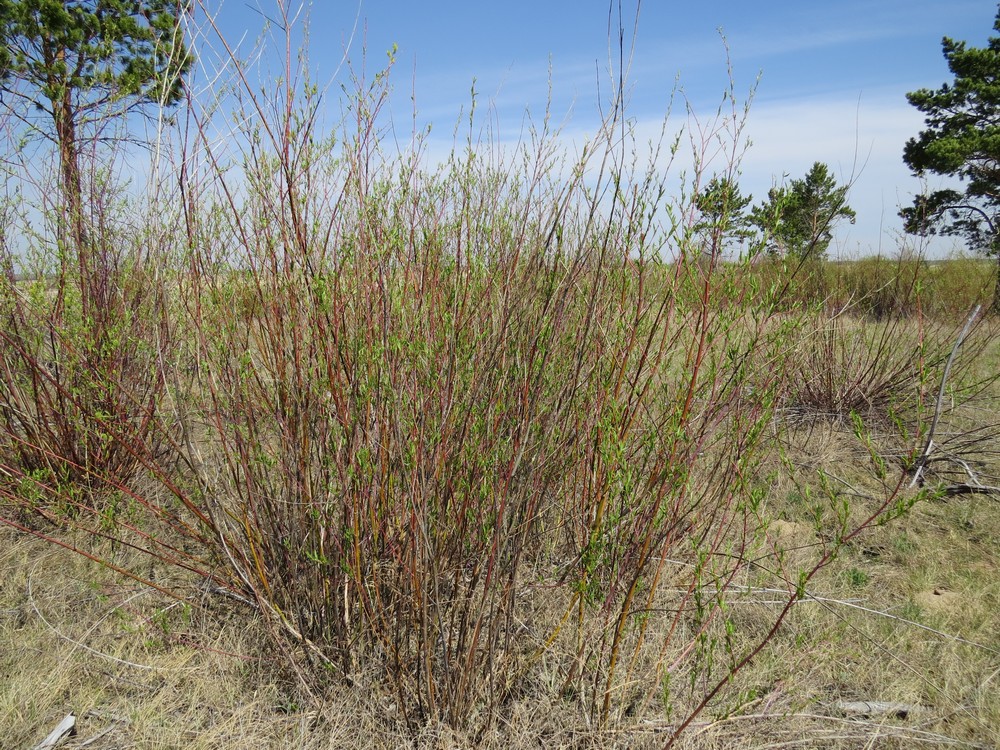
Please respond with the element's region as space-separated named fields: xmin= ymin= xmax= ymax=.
xmin=2 ymin=18 xmax=1000 ymax=749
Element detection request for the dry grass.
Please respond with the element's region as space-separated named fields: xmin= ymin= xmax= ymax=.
xmin=706 ymin=413 xmax=1000 ymax=750
xmin=0 ymin=527 xmax=305 ymax=749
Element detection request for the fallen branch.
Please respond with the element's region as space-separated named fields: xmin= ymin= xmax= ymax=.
xmin=32 ymin=713 xmax=75 ymax=750
xmin=830 ymin=700 xmax=923 ymax=719
xmin=941 ymin=482 xmax=1000 ymax=497
xmin=924 ymin=454 xmax=1000 ymax=497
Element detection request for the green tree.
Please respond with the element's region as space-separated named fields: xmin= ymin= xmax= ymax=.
xmin=752 ymin=162 xmax=856 ymax=261
xmin=692 ymin=175 xmax=754 ymax=258
xmin=901 ymin=6 xmax=1000 ymax=312
xmin=0 ymin=0 xmax=191 ymax=314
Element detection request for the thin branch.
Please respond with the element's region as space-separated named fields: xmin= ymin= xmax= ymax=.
xmin=910 ymin=304 xmax=981 ymax=488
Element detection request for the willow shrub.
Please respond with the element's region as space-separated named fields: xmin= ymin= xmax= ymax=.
xmin=0 ymin=12 xmax=953 ymax=746
xmin=0 ymin=173 xmax=169 ymax=522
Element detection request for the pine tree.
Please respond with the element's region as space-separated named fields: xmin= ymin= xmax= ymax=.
xmin=901 ymin=5 xmax=1000 ymax=311
xmin=752 ymin=162 xmax=855 ymax=261
xmin=692 ymin=176 xmax=754 ymax=259
xmin=0 ymin=0 xmax=192 ymax=312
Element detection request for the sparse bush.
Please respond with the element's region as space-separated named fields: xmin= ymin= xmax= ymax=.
xmin=158 ymin=46 xmax=807 ymax=729
xmin=0 ymin=173 xmax=169 ymax=520
xmin=783 ymin=314 xmax=929 ymax=423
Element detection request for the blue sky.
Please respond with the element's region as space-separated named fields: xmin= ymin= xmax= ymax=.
xmin=199 ymin=0 xmax=998 ymax=258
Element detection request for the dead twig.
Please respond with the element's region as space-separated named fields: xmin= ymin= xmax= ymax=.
xmin=32 ymin=713 xmax=75 ymax=750
xmin=910 ymin=304 xmax=981 ymax=488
